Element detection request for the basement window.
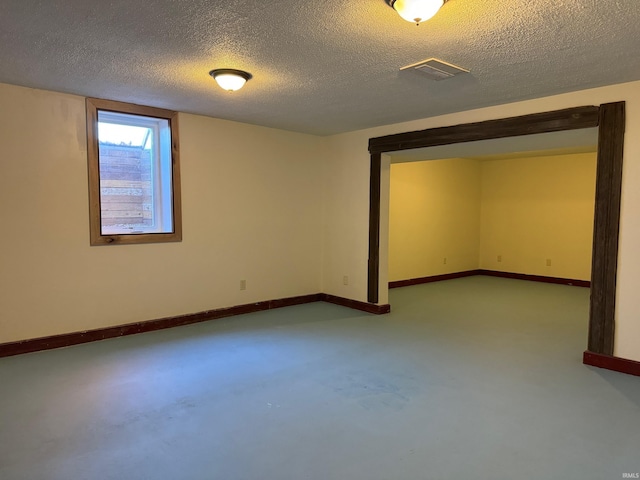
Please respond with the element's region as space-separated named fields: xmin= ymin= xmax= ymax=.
xmin=86 ymin=98 xmax=182 ymax=245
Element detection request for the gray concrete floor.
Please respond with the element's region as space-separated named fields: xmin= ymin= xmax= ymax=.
xmin=1 ymin=277 xmax=639 ymax=480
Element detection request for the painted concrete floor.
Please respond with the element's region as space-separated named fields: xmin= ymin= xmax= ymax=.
xmin=1 ymin=277 xmax=639 ymax=480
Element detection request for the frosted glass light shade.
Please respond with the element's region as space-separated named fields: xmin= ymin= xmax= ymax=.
xmin=209 ymin=69 xmax=253 ymax=92
xmin=390 ymin=0 xmax=444 ymax=24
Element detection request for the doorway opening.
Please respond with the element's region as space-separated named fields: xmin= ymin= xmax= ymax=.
xmin=367 ymin=104 xmax=625 ymax=356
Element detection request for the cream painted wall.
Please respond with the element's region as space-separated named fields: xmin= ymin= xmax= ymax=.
xmin=389 ymin=158 xmax=481 ymax=281
xmin=479 ymin=153 xmax=597 ymax=280
xmin=2 ymin=79 xmax=639 ymax=363
xmin=321 ymin=134 xmax=373 ymax=303
xmin=322 ymin=80 xmax=640 ymax=362
xmin=0 ymin=83 xmax=325 ymax=343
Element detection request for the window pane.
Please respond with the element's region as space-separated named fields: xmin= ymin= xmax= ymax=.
xmin=97 ymin=112 xmax=173 ymax=235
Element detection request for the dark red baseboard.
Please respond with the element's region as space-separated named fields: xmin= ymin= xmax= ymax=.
xmin=389 ymin=270 xmax=480 ymax=289
xmin=322 ymin=294 xmax=391 ymax=314
xmin=390 ymin=270 xmax=590 ymax=289
xmin=478 ymin=270 xmax=590 ymax=287
xmin=0 ymin=293 xmax=389 ymax=358
xmin=583 ymin=351 xmax=640 ymax=377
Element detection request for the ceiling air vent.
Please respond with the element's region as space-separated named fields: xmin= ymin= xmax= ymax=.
xmin=401 ymin=58 xmax=469 ymax=81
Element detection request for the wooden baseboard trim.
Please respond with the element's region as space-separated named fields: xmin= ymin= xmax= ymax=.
xmin=0 ymin=293 xmax=323 ymax=358
xmin=0 ymin=292 xmax=391 ymax=358
xmin=478 ymin=270 xmax=590 ymax=287
xmin=389 ymin=270 xmax=480 ymax=289
xmin=390 ymin=270 xmax=589 ymax=289
xmin=321 ymin=293 xmax=391 ymax=314
xmin=583 ymin=351 xmax=640 ymax=377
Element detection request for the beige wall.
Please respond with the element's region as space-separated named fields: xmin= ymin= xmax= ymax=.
xmin=3 ymin=79 xmax=640 ymax=363
xmin=389 ymin=158 xmax=481 ymax=281
xmin=479 ymin=153 xmax=597 ymax=280
xmin=0 ymin=83 xmax=325 ymax=343
xmin=323 ymin=80 xmax=640 ymax=362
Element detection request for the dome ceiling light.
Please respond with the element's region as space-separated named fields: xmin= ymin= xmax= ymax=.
xmin=387 ymin=0 xmax=448 ymax=25
xmin=209 ymin=69 xmax=253 ymax=92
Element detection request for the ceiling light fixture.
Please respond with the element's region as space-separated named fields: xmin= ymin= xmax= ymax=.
xmin=387 ymin=0 xmax=447 ymax=25
xmin=209 ymin=69 xmax=253 ymax=92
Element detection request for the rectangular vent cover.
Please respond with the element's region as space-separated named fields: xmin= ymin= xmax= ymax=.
xmin=401 ymin=58 xmax=469 ymax=81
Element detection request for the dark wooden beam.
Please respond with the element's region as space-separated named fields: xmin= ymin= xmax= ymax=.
xmin=588 ymin=101 xmax=625 ymax=355
xmin=368 ymin=106 xmax=600 ymax=154
xmin=368 ymin=153 xmax=382 ymax=303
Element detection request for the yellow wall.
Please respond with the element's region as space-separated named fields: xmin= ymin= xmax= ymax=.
xmin=388 ymin=153 xmax=596 ymax=282
xmin=479 ymin=153 xmax=596 ymax=280
xmin=389 ymin=158 xmax=481 ymax=281
xmin=0 ymin=83 xmax=325 ymax=343
xmin=323 ymin=80 xmax=640 ymax=362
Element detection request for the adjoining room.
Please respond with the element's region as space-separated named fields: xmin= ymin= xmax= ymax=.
xmin=388 ymin=131 xmax=598 ymax=290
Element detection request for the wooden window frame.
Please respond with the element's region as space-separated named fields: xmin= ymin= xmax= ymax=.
xmin=86 ymin=98 xmax=182 ymax=246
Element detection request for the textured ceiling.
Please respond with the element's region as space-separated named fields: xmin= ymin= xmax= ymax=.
xmin=1 ymin=0 xmax=639 ymax=135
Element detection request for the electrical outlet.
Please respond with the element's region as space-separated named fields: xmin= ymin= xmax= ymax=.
xmin=497 ymin=255 xmax=502 ymax=263
xmin=443 ymin=257 xmax=447 ymax=265
xmin=240 ymin=280 xmax=247 ymax=290
xmin=546 ymin=259 xmax=552 ymax=267
xmin=343 ymin=275 xmax=349 ymax=286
